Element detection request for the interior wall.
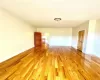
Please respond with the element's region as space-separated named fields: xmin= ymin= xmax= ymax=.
xmin=0 ymin=8 xmax=36 ymax=62
xmin=86 ymin=20 xmax=96 ymax=55
xmin=36 ymin=28 xmax=72 ymax=46
xmin=92 ymin=20 xmax=100 ymax=57
xmin=72 ymin=21 xmax=89 ymax=53
xmin=86 ymin=20 xmax=100 ymax=57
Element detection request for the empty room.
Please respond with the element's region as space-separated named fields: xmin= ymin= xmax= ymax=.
xmin=0 ymin=0 xmax=100 ymax=80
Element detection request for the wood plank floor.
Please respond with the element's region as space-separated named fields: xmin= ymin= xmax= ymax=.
xmin=0 ymin=46 xmax=100 ymax=80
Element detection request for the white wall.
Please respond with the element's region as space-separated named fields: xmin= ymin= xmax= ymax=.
xmin=86 ymin=20 xmax=100 ymax=57
xmin=0 ymin=9 xmax=36 ymax=62
xmin=37 ymin=28 xmax=72 ymax=46
xmin=86 ymin=20 xmax=96 ymax=54
xmin=72 ymin=21 xmax=89 ymax=53
xmin=87 ymin=20 xmax=100 ymax=57
xmin=93 ymin=20 xmax=100 ymax=57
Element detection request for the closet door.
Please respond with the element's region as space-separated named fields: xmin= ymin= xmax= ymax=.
xmin=34 ymin=32 xmax=42 ymax=47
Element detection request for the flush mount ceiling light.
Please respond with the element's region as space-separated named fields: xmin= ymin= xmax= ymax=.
xmin=54 ymin=18 xmax=61 ymax=21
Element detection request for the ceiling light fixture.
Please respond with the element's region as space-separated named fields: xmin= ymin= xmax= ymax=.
xmin=54 ymin=18 xmax=61 ymax=21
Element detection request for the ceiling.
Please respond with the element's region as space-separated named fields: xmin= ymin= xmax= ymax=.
xmin=0 ymin=0 xmax=100 ymax=28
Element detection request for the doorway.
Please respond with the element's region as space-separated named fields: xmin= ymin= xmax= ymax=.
xmin=77 ymin=30 xmax=85 ymax=51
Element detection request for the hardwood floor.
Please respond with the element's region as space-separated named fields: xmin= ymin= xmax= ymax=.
xmin=0 ymin=46 xmax=100 ymax=80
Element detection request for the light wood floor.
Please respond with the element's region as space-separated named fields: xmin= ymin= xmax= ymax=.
xmin=0 ymin=47 xmax=100 ymax=80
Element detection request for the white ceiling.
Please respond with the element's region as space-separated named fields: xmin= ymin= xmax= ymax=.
xmin=0 ymin=0 xmax=100 ymax=27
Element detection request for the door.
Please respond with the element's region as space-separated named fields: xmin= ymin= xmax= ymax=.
xmin=34 ymin=32 xmax=42 ymax=47
xmin=77 ymin=30 xmax=85 ymax=51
